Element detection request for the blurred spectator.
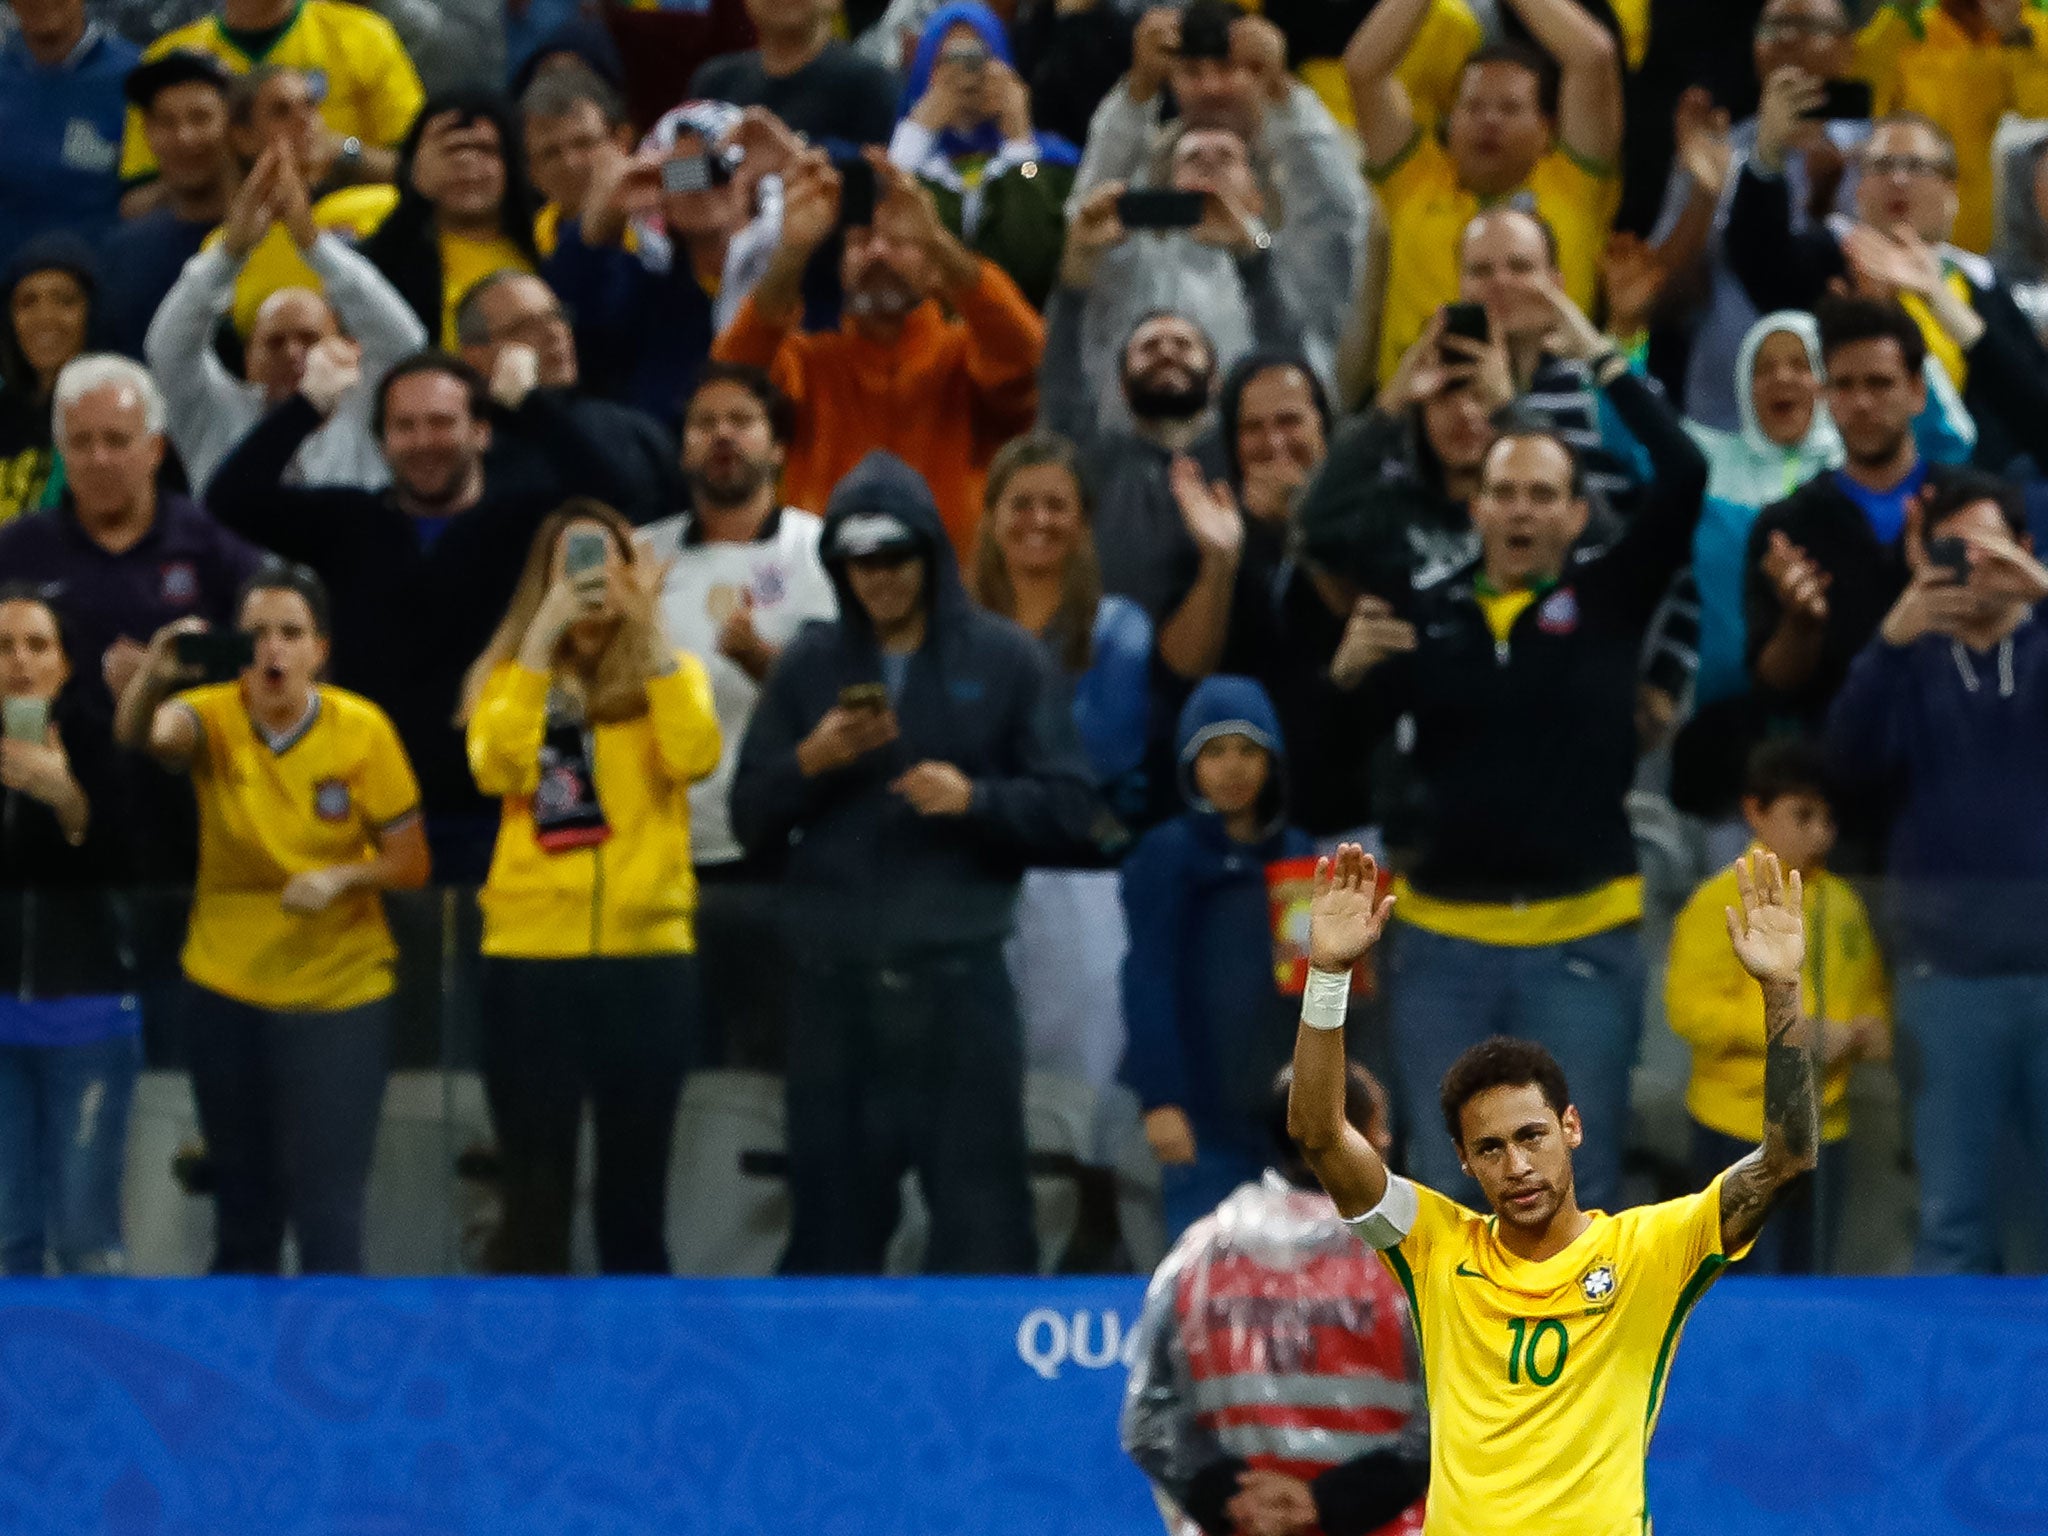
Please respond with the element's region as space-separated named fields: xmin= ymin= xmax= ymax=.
xmin=1348 ymin=0 xmax=1623 ymax=386
xmin=1855 ymin=0 xmax=2048 ymax=256
xmin=1742 ymin=298 xmax=1976 ymax=728
xmin=0 ymin=237 xmax=98 ymax=522
xmin=147 ymin=143 xmax=428 ymax=492
xmin=1455 ymin=207 xmax=1650 ymax=516
xmin=1727 ymin=109 xmax=2048 ymax=479
xmin=455 ymin=271 xmax=681 ymax=524
xmin=1121 ymin=675 xmax=1313 ymax=1239
xmin=117 ymin=0 xmax=421 ymax=194
xmin=358 ymin=91 xmax=543 ymax=350
xmin=887 ymin=3 xmax=1078 ymax=309
xmin=1042 ymin=190 xmax=1293 ymax=681
xmin=204 ymin=345 xmax=632 ymax=879
xmin=1687 ymin=309 xmax=1973 ymax=713
xmin=461 ymin=502 xmax=721 ymax=1273
xmin=713 ymin=152 xmax=1043 ymax=559
xmin=1207 ymin=351 xmax=1330 ymax=674
xmin=97 ymin=52 xmax=235 ymax=358
xmin=689 ymin=0 xmax=899 ymax=150
xmin=0 ymin=585 xmax=141 ymax=1277
xmin=0 ymin=0 xmax=136 ymax=273
xmin=115 ymin=562 xmax=430 ymax=1273
xmin=1074 ymin=3 xmax=1361 ymax=228
xmin=973 ymin=432 xmax=1151 ymax=1096
xmin=1122 ymin=1064 xmax=1428 ymax=1536
xmin=731 ymin=451 xmax=1098 ymax=1273
xmin=638 ymin=366 xmax=836 ymax=1068
xmin=1827 ymin=470 xmax=2048 ymax=1273
xmin=544 ymin=101 xmax=793 ymax=431
xmin=1646 ymin=0 xmax=1865 ymax=433
xmin=1005 ymin=0 xmax=1134 ymax=150
xmin=1334 ymin=286 xmax=1708 ymax=1212
xmin=197 ymin=66 xmax=406 ymax=340
xmin=506 ymin=12 xmax=622 ymax=114
xmin=0 ymin=355 xmax=261 ymax=715
xmin=1667 ymin=738 xmax=1888 ymax=1276
xmin=519 ymin=62 xmax=630 ymax=257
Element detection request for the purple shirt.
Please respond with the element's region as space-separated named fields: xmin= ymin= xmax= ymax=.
xmin=0 ymin=492 xmax=265 ymax=709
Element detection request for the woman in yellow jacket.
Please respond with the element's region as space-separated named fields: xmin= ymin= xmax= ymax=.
xmin=462 ymin=499 xmax=721 ymax=1274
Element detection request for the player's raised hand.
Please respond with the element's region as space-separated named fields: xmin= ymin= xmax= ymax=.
xmin=1308 ymin=844 xmax=1394 ymax=973
xmin=1725 ymin=849 xmax=1805 ymax=987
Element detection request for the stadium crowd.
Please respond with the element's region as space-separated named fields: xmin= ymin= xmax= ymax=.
xmin=1 ymin=0 xmax=2047 ymax=1307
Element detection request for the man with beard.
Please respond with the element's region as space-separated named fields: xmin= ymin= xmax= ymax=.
xmin=712 ymin=149 xmax=1042 ymax=560
xmin=638 ymin=363 xmax=836 ymax=1068
xmin=204 ymin=342 xmax=637 ymax=878
xmin=455 ymin=270 xmax=680 ymax=524
xmin=1043 ymin=182 xmax=1303 ymax=681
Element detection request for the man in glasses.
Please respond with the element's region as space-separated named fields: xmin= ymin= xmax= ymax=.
xmin=1728 ymin=104 xmax=2048 ymax=482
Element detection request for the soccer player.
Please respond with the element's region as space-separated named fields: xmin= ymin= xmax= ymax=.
xmin=1287 ymin=844 xmax=1820 ymax=1533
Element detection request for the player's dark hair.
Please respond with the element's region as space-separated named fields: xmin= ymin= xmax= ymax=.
xmin=1267 ymin=1062 xmax=1389 ymax=1190
xmin=1742 ymin=735 xmax=1833 ymax=811
xmin=238 ymin=557 xmax=332 ymax=638
xmin=1814 ymin=294 xmax=1927 ymax=379
xmin=1922 ymin=464 xmax=2026 ymax=540
xmin=1439 ymin=1037 xmax=1571 ymax=1146
xmin=1460 ymin=41 xmax=1559 ymax=119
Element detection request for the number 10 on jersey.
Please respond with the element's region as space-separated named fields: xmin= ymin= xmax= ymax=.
xmin=1506 ymin=1317 xmax=1569 ymax=1386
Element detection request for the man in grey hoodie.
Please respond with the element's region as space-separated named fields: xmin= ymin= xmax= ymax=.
xmin=732 ymin=451 xmax=1100 ymax=1274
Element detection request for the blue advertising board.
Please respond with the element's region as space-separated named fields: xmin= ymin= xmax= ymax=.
xmin=0 ymin=1276 xmax=2042 ymax=1535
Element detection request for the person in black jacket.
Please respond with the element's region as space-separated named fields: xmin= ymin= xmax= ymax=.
xmin=732 ymin=450 xmax=1099 ymax=1275
xmin=1725 ymin=108 xmax=2048 ymax=480
xmin=0 ymin=586 xmax=140 ymax=1276
xmin=203 ymin=341 xmax=632 ymax=881
xmin=1331 ymin=277 xmax=1709 ymax=1214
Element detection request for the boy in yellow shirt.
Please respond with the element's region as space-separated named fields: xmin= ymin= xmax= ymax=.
xmin=1666 ymin=738 xmax=1889 ymax=1274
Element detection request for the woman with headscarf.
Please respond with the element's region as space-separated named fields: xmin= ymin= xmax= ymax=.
xmin=0 ymin=238 xmax=97 ymax=524
xmin=887 ymin=2 xmax=1077 ymax=308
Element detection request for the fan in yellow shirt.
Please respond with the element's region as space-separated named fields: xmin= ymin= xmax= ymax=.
xmin=1286 ymin=846 xmax=1823 ymax=1536
xmin=1344 ymin=0 xmax=1623 ymax=385
xmin=113 ymin=560 xmax=430 ymax=1275
xmin=1667 ymin=739 xmax=1889 ymax=1274
xmin=120 ymin=0 xmax=423 ymax=186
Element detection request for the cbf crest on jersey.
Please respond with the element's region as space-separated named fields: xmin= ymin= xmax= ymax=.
xmin=313 ymin=778 xmax=352 ymax=823
xmin=1579 ymin=1261 xmax=1616 ymax=1304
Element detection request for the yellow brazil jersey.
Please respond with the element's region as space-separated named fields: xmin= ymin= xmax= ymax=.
xmin=121 ymin=0 xmax=423 ymax=183
xmin=1298 ymin=0 xmax=1483 ymax=131
xmin=1372 ymin=133 xmax=1619 ymax=385
xmin=180 ymin=683 xmax=421 ymax=1012
xmin=1357 ymin=1176 xmax=1748 ymax=1535
xmin=437 ymin=229 xmax=535 ymax=348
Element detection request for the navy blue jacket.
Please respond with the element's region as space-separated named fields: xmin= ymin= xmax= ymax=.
xmin=1828 ymin=615 xmax=2048 ymax=974
xmin=1118 ymin=676 xmax=1313 ymax=1147
xmin=731 ymin=452 xmax=1100 ymax=956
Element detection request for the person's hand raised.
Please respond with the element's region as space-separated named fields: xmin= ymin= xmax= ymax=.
xmin=1762 ymin=529 xmax=1831 ymax=631
xmin=1754 ymin=65 xmax=1825 ymax=174
xmin=1129 ymin=7 xmax=1180 ymax=103
xmin=1169 ymin=454 xmax=1244 ymax=561
xmin=779 ymin=149 xmax=842 ymax=256
xmin=221 ymin=143 xmax=281 ymax=260
xmin=1329 ymin=594 xmax=1417 ymax=688
xmin=299 ymin=336 xmax=363 ymax=416
xmin=1672 ymin=87 xmax=1733 ymax=197
xmin=1725 ymin=849 xmax=1804 ymax=987
xmin=1058 ymin=181 xmax=1128 ymax=288
xmin=1600 ymin=231 xmax=1666 ymax=337
xmin=1307 ymin=843 xmax=1395 ymax=974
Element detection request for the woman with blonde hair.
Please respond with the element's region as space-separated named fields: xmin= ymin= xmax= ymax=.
xmin=463 ymin=497 xmax=722 ymax=1274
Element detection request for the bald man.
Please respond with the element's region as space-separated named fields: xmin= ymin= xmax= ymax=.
xmin=146 ymin=200 xmax=427 ymax=491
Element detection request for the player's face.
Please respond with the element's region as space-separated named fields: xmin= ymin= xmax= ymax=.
xmin=1456 ymin=1084 xmax=1583 ymax=1231
xmin=239 ymin=587 xmax=328 ymax=712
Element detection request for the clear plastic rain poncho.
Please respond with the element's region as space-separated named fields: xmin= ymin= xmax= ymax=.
xmin=1121 ymin=1171 xmax=1428 ymax=1536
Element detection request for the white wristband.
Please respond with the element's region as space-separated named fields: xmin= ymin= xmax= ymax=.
xmin=1300 ymin=967 xmax=1351 ymax=1031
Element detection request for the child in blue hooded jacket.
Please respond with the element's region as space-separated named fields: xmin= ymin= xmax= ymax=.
xmin=1119 ymin=675 xmax=1313 ymax=1239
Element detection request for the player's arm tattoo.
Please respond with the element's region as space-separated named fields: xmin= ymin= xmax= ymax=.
xmin=1719 ymin=978 xmax=1820 ymax=1253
